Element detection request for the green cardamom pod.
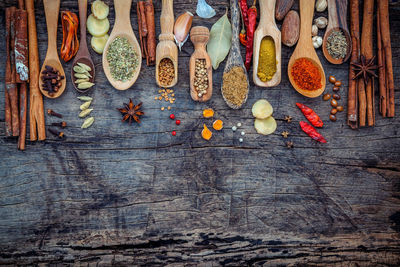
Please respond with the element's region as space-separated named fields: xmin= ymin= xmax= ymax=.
xmin=77 ymin=96 xmax=93 ymax=101
xmin=74 ymin=78 xmax=89 ymax=84
xmin=74 ymin=73 xmax=89 ymax=79
xmin=77 ymin=62 xmax=92 ymax=72
xmin=83 ymin=71 xmax=92 ymax=78
xmin=73 ymin=65 xmax=87 ymax=73
xmin=81 ymin=117 xmax=94 ymax=129
xmin=79 ymin=108 xmax=93 ymax=118
xmin=80 ymin=100 xmax=92 ymax=110
xmin=78 ymin=82 xmax=95 ymax=89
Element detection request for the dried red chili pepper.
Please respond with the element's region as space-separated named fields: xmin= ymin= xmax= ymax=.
xmin=296 ymin=103 xmax=323 ymax=127
xmin=299 ymin=121 xmax=327 ymax=143
xmin=239 ymin=0 xmax=249 ymax=29
xmin=60 ymin=11 xmax=79 ymax=62
xmin=244 ymin=0 xmax=257 ymax=70
xmin=239 ymin=3 xmax=247 ymax=46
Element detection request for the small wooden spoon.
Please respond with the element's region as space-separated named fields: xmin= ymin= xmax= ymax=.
xmin=288 ymin=0 xmax=325 ymax=98
xmin=322 ymin=0 xmax=351 ymax=64
xmin=155 ymin=0 xmax=178 ymax=88
xmin=102 ymin=0 xmax=142 ymax=90
xmin=189 ymin=26 xmax=212 ymax=102
xmin=252 ymin=0 xmax=281 ymax=87
xmin=221 ymin=0 xmax=249 ymax=109
xmin=71 ymin=0 xmax=95 ymax=93
xmin=39 ymin=0 xmax=66 ymax=98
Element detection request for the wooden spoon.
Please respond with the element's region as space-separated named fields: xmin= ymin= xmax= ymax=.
xmin=71 ymin=0 xmax=95 ymax=93
xmin=155 ymin=0 xmax=178 ymax=88
xmin=288 ymin=0 xmax=325 ymax=98
xmin=39 ymin=0 xmax=66 ymax=98
xmin=189 ymin=26 xmax=212 ymax=102
xmin=322 ymin=0 xmax=351 ymax=64
xmin=102 ymin=0 xmax=142 ymax=90
xmin=221 ymin=0 xmax=249 ymax=109
xmin=252 ymin=0 xmax=281 ymax=87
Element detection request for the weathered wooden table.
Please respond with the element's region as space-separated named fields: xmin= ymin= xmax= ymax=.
xmin=1 ymin=0 xmax=399 ymax=265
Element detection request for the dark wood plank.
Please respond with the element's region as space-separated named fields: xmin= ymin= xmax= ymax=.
xmin=0 ymin=0 xmax=399 ymax=265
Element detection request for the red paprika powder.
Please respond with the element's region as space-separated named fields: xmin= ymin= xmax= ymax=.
xmin=291 ymin=58 xmax=322 ymax=91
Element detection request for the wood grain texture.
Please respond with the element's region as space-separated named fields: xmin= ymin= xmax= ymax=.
xmin=0 ymin=0 xmax=400 ymax=265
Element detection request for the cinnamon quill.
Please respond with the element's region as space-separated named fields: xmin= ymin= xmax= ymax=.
xmin=137 ymin=0 xmax=156 ymax=66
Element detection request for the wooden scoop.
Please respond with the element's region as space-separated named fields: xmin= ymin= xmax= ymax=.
xmin=252 ymin=0 xmax=281 ymax=87
xmin=221 ymin=0 xmax=249 ymax=109
xmin=39 ymin=0 xmax=66 ymax=98
xmin=322 ymin=0 xmax=351 ymax=64
xmin=155 ymin=0 xmax=178 ymax=88
xmin=102 ymin=0 xmax=142 ymax=90
xmin=71 ymin=0 xmax=95 ymax=93
xmin=189 ymin=26 xmax=213 ymax=102
xmin=288 ymin=0 xmax=325 ymax=98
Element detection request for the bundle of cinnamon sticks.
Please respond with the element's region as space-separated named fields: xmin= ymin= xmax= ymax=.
xmin=137 ymin=0 xmax=156 ymax=66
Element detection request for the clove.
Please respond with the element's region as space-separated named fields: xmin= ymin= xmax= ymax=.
xmin=48 ymin=128 xmax=65 ymax=138
xmin=51 ymin=121 xmax=67 ymax=128
xmin=41 ymin=66 xmax=64 ymax=94
xmin=47 ymin=109 xmax=63 ymax=118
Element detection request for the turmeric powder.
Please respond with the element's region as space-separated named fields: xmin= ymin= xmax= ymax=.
xmin=257 ymin=36 xmax=276 ymax=82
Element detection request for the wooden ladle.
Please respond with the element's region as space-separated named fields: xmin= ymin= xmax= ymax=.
xmin=288 ymin=0 xmax=325 ymax=98
xmin=322 ymin=0 xmax=351 ymax=64
xmin=221 ymin=0 xmax=249 ymax=109
xmin=252 ymin=0 xmax=281 ymax=87
xmin=39 ymin=0 xmax=66 ymax=98
xmin=102 ymin=0 xmax=142 ymax=90
xmin=189 ymin=26 xmax=212 ymax=102
xmin=155 ymin=0 xmax=178 ymax=88
xmin=71 ymin=0 xmax=95 ymax=93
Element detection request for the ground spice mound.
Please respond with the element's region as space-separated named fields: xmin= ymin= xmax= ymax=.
xmin=291 ymin=58 xmax=322 ymax=91
xmin=222 ymin=66 xmax=248 ymax=107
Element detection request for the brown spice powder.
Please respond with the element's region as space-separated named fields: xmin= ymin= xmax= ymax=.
xmin=222 ymin=66 xmax=248 ymax=107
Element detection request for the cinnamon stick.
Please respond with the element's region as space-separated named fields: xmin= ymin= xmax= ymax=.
xmin=15 ymin=9 xmax=29 ymax=83
xmin=377 ymin=11 xmax=386 ymax=117
xmin=145 ymin=0 xmax=156 ymax=66
xmin=347 ymin=0 xmax=359 ymax=129
xmin=137 ymin=1 xmax=146 ymax=58
xmin=18 ymin=83 xmax=27 ymax=150
xmin=26 ymin=0 xmax=46 ymax=141
xmin=5 ymin=9 xmax=13 ymax=137
xmin=378 ymin=0 xmax=395 ymax=117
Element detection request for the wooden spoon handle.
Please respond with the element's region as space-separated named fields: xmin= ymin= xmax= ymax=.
xmin=229 ymin=0 xmax=240 ymax=59
xmin=298 ymin=0 xmax=315 ymax=44
xmin=336 ymin=0 xmax=349 ymax=31
xmin=327 ymin=0 xmax=339 ymax=30
xmin=259 ymin=0 xmax=277 ymax=26
xmin=43 ymin=0 xmax=60 ymax=57
xmin=114 ymin=0 xmax=132 ymax=31
xmin=78 ymin=0 xmax=88 ymax=48
xmin=160 ymin=0 xmax=174 ymax=35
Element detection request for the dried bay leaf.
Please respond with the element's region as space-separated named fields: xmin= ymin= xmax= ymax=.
xmin=207 ymin=10 xmax=232 ymax=70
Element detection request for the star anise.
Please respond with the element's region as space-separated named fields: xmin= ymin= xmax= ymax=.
xmin=284 ymin=115 xmax=293 ymax=123
xmin=281 ymin=131 xmax=290 ymax=138
xmin=351 ymin=55 xmax=378 ymax=83
xmin=117 ymin=98 xmax=144 ymax=124
xmin=286 ymin=141 xmax=294 ymax=149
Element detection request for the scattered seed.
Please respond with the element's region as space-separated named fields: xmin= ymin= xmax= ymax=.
xmin=161 ymin=107 xmax=165 ymax=111
xmin=80 ymin=100 xmax=92 ymax=110
xmin=239 ymin=138 xmax=243 ymax=142
xmin=79 ymin=108 xmax=93 ymax=118
xmin=81 ymin=117 xmax=94 ymax=128
xmin=237 ymin=122 xmax=242 ymax=127
xmin=167 ymin=106 xmax=171 ymax=110
xmin=241 ymin=131 xmax=245 ymax=136
xmin=232 ymin=126 xmax=237 ymax=131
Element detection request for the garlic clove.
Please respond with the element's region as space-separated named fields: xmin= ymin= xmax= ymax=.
xmin=312 ymin=36 xmax=323 ymax=49
xmin=314 ymin=17 xmax=328 ymax=29
xmin=316 ymin=0 xmax=328 ymax=12
xmin=174 ymin=11 xmax=194 ymax=50
xmin=312 ymin=24 xmax=318 ymax=36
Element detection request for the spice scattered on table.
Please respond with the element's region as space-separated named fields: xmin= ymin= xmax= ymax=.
xmin=212 ymin=120 xmax=223 ymax=130
xmin=282 ymin=131 xmax=289 ymax=138
xmin=51 ymin=121 xmax=67 ymax=128
xmin=203 ymin=108 xmax=214 ymax=118
xmin=117 ymin=98 xmax=144 ymax=124
xmin=232 ymin=126 xmax=237 ymax=131
xmin=326 ymin=29 xmax=347 ymax=59
xmin=79 ymin=108 xmax=93 ymax=118
xmin=81 ymin=117 xmax=95 ymax=129
xmin=176 ymin=120 xmax=181 ymax=125
xmin=201 ymin=124 xmax=212 ymax=140
xmin=172 ymin=130 xmax=177 ymax=136
xmin=169 ymin=114 xmax=175 ymax=120
xmin=239 ymin=138 xmax=243 ymax=143
xmin=41 ymin=65 xmax=65 ymax=96
xmin=323 ymin=93 xmax=331 ymax=101
xmin=257 ymin=36 xmax=277 ymax=82
xmin=194 ymin=59 xmax=209 ymax=97
xmin=158 ymin=58 xmax=175 ymax=87
xmin=286 ymin=141 xmax=294 ymax=148
xmin=106 ymin=36 xmax=139 ymax=82
xmin=60 ymin=11 xmax=79 ymax=62
xmin=284 ymin=115 xmax=292 ymax=123
xmin=155 ymin=88 xmax=176 ymax=105
xmin=48 ymin=128 xmax=65 ymax=139
xmin=47 ymin=109 xmax=62 ymax=118
xmin=291 ymin=58 xmax=322 ymax=91
xmin=77 ymin=96 xmax=93 ymax=102
xmin=299 ymin=121 xmax=327 ymax=143
xmin=222 ymin=66 xmax=248 ymax=108
xmin=252 ymin=99 xmax=273 ymax=119
xmin=296 ymin=103 xmax=323 ymax=127
xmin=252 ymin=99 xmax=277 ymax=136
xmin=80 ymin=100 xmax=92 ymax=111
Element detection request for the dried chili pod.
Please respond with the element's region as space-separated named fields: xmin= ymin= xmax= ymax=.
xmin=61 ymin=11 xmax=79 ymax=62
xmin=296 ymin=103 xmax=323 ymax=127
xmin=244 ymin=0 xmax=257 ymax=70
xmin=299 ymin=121 xmax=327 ymax=143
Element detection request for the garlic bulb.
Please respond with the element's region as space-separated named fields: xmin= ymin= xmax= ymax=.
xmin=312 ymin=24 xmax=318 ymax=36
xmin=312 ymin=36 xmax=323 ymax=49
xmin=174 ymin=11 xmax=194 ymax=50
xmin=314 ymin=17 xmax=328 ymax=29
xmin=316 ymin=0 xmax=327 ymax=12
xmin=196 ymin=0 xmax=216 ymax=19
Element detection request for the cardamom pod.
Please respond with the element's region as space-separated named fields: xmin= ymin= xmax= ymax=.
xmin=77 ymin=62 xmax=92 ymax=72
xmin=73 ymin=65 xmax=86 ymax=73
xmin=77 ymin=96 xmax=93 ymax=101
xmin=81 ymin=117 xmax=94 ymax=129
xmin=84 ymin=71 xmax=92 ymax=78
xmin=74 ymin=73 xmax=89 ymax=79
xmin=79 ymin=108 xmax=93 ymax=118
xmin=78 ymin=82 xmax=95 ymax=89
xmin=80 ymin=100 xmax=92 ymax=110
xmin=74 ymin=78 xmax=89 ymax=84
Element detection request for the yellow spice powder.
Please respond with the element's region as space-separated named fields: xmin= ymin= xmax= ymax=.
xmin=257 ymin=36 xmax=277 ymax=82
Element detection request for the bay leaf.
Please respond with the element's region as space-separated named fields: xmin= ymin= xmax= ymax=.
xmin=207 ymin=11 xmax=232 ymax=70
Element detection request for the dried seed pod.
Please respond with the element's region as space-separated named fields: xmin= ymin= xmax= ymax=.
xmin=74 ymin=78 xmax=90 ymax=84
xmin=74 ymin=73 xmax=90 ymax=79
xmin=81 ymin=117 xmax=95 ymax=129
xmin=73 ymin=65 xmax=87 ymax=73
xmin=79 ymin=108 xmax=93 ymax=118
xmin=77 ymin=96 xmax=93 ymax=101
xmin=80 ymin=100 xmax=92 ymax=110
xmin=77 ymin=82 xmax=95 ymax=89
xmin=77 ymin=62 xmax=92 ymax=72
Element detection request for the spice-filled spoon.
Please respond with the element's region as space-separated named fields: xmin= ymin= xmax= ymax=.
xmin=252 ymin=0 xmax=281 ymax=87
xmin=71 ymin=0 xmax=95 ymax=93
xmin=221 ymin=0 xmax=249 ymax=109
xmin=39 ymin=0 xmax=66 ymax=98
xmin=155 ymin=0 xmax=178 ymax=88
xmin=322 ymin=0 xmax=351 ymax=64
xmin=102 ymin=0 xmax=142 ymax=90
xmin=288 ymin=0 xmax=325 ymax=98
xmin=189 ymin=26 xmax=213 ymax=102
